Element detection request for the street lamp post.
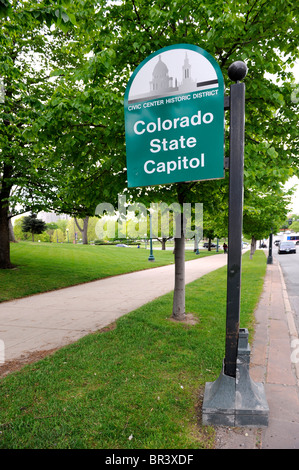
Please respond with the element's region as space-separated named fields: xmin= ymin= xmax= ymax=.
xmin=267 ymin=230 xmax=273 ymax=264
xmin=148 ymin=212 xmax=155 ymax=261
xmin=195 ymin=231 xmax=200 ymax=255
xmin=66 ymin=228 xmax=69 ymax=243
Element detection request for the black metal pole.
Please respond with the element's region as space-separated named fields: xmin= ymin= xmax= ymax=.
xmin=148 ymin=212 xmax=155 ymax=261
xmin=224 ymin=62 xmax=247 ymax=378
xmin=267 ymin=232 xmax=273 ymax=264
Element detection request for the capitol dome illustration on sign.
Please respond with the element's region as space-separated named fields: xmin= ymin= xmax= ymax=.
xmin=128 ymin=48 xmax=219 ymax=103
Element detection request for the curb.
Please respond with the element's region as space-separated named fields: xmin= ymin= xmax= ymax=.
xmin=277 ymin=261 xmax=299 ymax=386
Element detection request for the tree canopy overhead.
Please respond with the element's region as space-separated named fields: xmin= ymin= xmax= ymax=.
xmin=1 ymin=0 xmax=298 ymax=268
xmin=105 ymin=0 xmax=298 ymax=180
xmin=0 ymin=0 xmax=90 ymax=267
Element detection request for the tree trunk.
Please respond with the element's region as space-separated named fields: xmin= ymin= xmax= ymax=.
xmin=157 ymin=237 xmax=168 ymax=250
xmin=75 ymin=216 xmax=89 ymax=244
xmin=0 ymin=162 xmax=14 ymax=268
xmin=0 ymin=200 xmax=13 ymax=269
xmin=250 ymin=236 xmax=256 ymax=259
xmin=8 ymin=217 xmax=17 ymax=243
xmin=172 ymin=212 xmax=186 ymax=321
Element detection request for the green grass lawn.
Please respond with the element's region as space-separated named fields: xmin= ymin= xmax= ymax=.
xmin=0 ymin=250 xmax=266 ymax=449
xmin=0 ymin=242 xmax=221 ymax=302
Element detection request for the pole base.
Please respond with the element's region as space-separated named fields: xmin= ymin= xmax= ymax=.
xmin=148 ymin=255 xmax=155 ymax=261
xmin=202 ymin=329 xmax=269 ymax=427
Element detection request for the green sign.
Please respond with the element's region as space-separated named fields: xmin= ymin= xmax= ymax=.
xmin=124 ymin=44 xmax=225 ymax=188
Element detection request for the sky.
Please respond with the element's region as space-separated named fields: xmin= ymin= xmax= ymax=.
xmin=284 ymin=176 xmax=299 ymax=215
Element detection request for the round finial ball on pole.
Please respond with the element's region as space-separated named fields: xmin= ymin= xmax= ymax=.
xmin=228 ymin=61 xmax=248 ymax=82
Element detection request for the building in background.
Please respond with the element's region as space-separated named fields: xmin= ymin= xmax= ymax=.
xmin=38 ymin=211 xmax=70 ymax=224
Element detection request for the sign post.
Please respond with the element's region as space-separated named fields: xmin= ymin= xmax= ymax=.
xmin=224 ymin=64 xmax=246 ymax=379
xmin=202 ymin=62 xmax=269 ymax=427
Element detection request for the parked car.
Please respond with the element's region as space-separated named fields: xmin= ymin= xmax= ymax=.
xmin=278 ymin=241 xmax=296 ymax=254
xmin=203 ymin=242 xmax=216 ymax=248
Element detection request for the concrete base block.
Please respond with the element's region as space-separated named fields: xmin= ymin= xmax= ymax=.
xmin=202 ymin=367 xmax=235 ymax=426
xmin=202 ymin=329 xmax=269 ymax=427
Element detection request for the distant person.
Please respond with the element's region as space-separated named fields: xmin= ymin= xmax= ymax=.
xmin=223 ymin=243 xmax=228 ymax=253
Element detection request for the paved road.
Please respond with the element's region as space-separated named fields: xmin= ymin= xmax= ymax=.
xmin=274 ymin=245 xmax=299 ymax=334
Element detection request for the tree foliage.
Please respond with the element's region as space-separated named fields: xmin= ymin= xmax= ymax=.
xmin=243 ymin=186 xmax=293 ymax=256
xmin=1 ymin=0 xmax=298 ymax=269
xmin=0 ymin=0 xmax=90 ymax=267
xmin=21 ymin=213 xmax=46 ymax=242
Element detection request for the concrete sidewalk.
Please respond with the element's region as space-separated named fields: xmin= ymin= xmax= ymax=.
xmin=215 ymin=257 xmax=299 ymax=449
xmin=0 ymin=254 xmax=228 ymax=366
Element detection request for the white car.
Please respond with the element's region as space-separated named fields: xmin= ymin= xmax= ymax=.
xmin=278 ymin=241 xmax=296 ymax=254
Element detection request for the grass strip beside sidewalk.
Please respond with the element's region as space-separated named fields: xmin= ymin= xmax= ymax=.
xmin=0 ymin=251 xmax=266 ymax=449
xmin=0 ymin=242 xmax=219 ymax=302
